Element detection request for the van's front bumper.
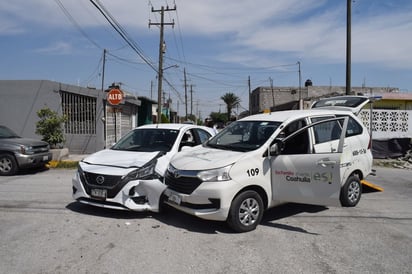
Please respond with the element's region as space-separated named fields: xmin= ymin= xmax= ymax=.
xmin=163 ymin=180 xmax=239 ymax=221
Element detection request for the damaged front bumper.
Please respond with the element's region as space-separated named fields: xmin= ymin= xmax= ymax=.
xmin=72 ymin=172 xmax=167 ymax=212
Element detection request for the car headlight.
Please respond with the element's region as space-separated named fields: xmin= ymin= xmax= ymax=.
xmin=122 ymin=160 xmax=159 ymax=182
xmin=77 ymin=164 xmax=87 ymax=183
xmin=197 ymin=165 xmax=232 ymax=182
xmin=20 ymin=145 xmax=35 ymax=155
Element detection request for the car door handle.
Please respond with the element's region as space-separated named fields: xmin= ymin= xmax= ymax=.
xmin=317 ymin=159 xmax=337 ymax=167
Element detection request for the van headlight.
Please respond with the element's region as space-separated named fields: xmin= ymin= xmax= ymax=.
xmin=197 ymin=165 xmax=232 ymax=182
xmin=122 ymin=160 xmax=159 ymax=182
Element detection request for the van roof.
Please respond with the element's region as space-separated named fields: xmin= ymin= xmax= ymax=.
xmin=240 ymin=109 xmax=355 ymax=123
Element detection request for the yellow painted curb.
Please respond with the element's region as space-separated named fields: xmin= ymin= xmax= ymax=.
xmin=361 ymin=179 xmax=384 ymax=192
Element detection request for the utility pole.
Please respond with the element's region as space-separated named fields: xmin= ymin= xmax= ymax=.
xmin=248 ymin=76 xmax=251 ymax=115
xmin=150 ymin=80 xmax=153 ymax=100
xmin=149 ymin=5 xmax=176 ymax=123
xmin=183 ymin=68 xmax=188 ymax=120
xmin=346 ymin=0 xmax=352 ymax=95
xmin=190 ymin=84 xmax=193 ymax=116
xmin=297 ymin=61 xmax=302 ymax=109
xmin=269 ymin=77 xmax=275 ymax=110
xmin=101 ymin=49 xmax=107 ymax=146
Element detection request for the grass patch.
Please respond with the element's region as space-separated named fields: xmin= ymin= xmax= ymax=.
xmin=47 ymin=160 xmax=78 ymax=169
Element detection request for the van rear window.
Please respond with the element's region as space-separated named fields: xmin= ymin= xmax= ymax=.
xmin=312 ymin=96 xmax=369 ymax=108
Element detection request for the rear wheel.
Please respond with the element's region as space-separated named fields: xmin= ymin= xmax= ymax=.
xmin=340 ymin=175 xmax=362 ymax=207
xmin=227 ymin=190 xmax=264 ymax=233
xmin=0 ymin=154 xmax=18 ymax=176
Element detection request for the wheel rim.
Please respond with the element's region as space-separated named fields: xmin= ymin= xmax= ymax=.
xmin=347 ymin=180 xmax=360 ymax=204
xmin=238 ymin=198 xmax=260 ymax=226
xmin=0 ymin=158 xmax=12 ymax=173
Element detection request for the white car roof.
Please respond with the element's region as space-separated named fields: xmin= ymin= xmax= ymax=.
xmin=136 ymin=123 xmax=216 ymax=135
xmin=240 ymin=109 xmax=356 ymax=124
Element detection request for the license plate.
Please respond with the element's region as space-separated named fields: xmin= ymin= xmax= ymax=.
xmin=91 ymin=188 xmax=107 ymax=199
xmin=168 ymin=193 xmax=181 ymax=205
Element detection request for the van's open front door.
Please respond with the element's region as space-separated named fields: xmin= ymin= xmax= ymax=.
xmin=271 ymin=117 xmax=349 ymax=207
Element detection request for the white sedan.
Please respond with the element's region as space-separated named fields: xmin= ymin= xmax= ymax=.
xmin=72 ymin=123 xmax=215 ymax=212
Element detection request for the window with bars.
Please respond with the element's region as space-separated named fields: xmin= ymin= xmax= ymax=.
xmin=61 ymin=91 xmax=96 ymax=134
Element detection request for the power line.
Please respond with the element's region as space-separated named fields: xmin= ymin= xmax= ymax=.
xmin=89 ymin=0 xmax=158 ymax=73
xmin=55 ymin=0 xmax=102 ymax=49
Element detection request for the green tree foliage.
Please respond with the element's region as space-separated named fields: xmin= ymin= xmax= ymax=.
xmin=221 ymin=92 xmax=241 ymax=121
xmin=35 ymin=107 xmax=66 ymax=148
xmin=161 ymin=113 xmax=170 ymax=123
xmin=209 ymin=112 xmax=227 ymax=124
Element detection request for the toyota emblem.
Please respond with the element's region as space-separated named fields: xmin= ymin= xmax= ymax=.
xmin=173 ymin=170 xmax=180 ymax=178
xmin=96 ymin=175 xmax=105 ymax=184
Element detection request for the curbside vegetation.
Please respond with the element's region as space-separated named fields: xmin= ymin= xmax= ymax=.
xmin=47 ymin=160 xmax=79 ymax=169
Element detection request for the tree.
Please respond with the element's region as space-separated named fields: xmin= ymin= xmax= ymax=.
xmin=35 ymin=107 xmax=66 ymax=148
xmin=209 ymin=112 xmax=227 ymax=124
xmin=221 ymin=92 xmax=241 ymax=121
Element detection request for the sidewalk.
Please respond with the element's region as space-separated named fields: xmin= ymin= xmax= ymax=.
xmin=66 ymin=154 xmax=88 ymax=162
xmin=50 ymin=149 xmax=88 ymax=162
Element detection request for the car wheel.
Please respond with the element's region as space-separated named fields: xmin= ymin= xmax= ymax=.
xmin=0 ymin=153 xmax=18 ymax=176
xmin=227 ymin=190 xmax=264 ymax=233
xmin=340 ymin=175 xmax=362 ymax=207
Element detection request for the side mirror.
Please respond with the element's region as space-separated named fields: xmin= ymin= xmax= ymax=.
xmin=270 ymin=139 xmax=284 ymax=156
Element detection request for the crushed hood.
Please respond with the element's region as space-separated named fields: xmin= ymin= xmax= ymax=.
xmin=82 ymin=149 xmax=162 ymax=168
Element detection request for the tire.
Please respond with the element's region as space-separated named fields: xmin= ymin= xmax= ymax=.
xmin=340 ymin=175 xmax=362 ymax=207
xmin=0 ymin=153 xmax=18 ymax=176
xmin=227 ymin=190 xmax=264 ymax=233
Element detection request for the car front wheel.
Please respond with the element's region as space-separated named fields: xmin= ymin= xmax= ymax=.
xmin=227 ymin=190 xmax=264 ymax=233
xmin=340 ymin=175 xmax=362 ymax=207
xmin=0 ymin=153 xmax=18 ymax=176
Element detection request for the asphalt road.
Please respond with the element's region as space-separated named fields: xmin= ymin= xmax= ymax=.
xmin=0 ymin=166 xmax=411 ymax=274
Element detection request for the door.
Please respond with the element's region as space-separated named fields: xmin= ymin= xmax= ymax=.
xmin=271 ymin=117 xmax=348 ymax=207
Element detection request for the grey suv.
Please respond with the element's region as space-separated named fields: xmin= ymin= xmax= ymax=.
xmin=0 ymin=125 xmax=52 ymax=175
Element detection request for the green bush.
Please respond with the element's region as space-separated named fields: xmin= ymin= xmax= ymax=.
xmin=36 ymin=107 xmax=66 ymax=148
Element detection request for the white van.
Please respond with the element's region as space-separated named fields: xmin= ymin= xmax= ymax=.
xmin=163 ymin=96 xmax=374 ymax=232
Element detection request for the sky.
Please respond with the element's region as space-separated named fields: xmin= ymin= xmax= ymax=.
xmin=1 ymin=0 xmax=412 ymax=118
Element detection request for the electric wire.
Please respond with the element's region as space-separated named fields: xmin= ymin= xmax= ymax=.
xmin=55 ymin=0 xmax=102 ymax=49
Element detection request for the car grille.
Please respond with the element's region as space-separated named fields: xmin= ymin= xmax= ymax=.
xmin=32 ymin=145 xmax=49 ymax=153
xmin=81 ymin=172 xmax=124 ymax=198
xmin=164 ymin=169 xmax=203 ymax=195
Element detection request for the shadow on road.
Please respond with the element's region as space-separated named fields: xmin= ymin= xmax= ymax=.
xmin=67 ymin=201 xmax=329 ymax=234
xmin=260 ymin=203 xmax=328 ymax=235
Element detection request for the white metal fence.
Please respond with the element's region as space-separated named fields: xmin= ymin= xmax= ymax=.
xmin=359 ymin=109 xmax=412 ymax=140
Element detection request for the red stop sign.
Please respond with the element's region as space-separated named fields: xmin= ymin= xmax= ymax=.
xmin=107 ymin=88 xmax=124 ymax=105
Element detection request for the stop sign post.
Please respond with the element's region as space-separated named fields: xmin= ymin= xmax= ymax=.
xmin=107 ymin=88 xmax=124 ymax=105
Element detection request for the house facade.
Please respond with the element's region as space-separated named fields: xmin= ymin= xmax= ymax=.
xmin=0 ymin=80 xmax=154 ymax=154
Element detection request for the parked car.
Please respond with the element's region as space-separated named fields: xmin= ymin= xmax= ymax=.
xmin=0 ymin=125 xmax=52 ymax=176
xmin=163 ymin=96 xmax=374 ymax=232
xmin=72 ymin=123 xmax=216 ymax=212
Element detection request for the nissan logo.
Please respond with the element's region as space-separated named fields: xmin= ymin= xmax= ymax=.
xmin=96 ymin=176 xmax=105 ymax=185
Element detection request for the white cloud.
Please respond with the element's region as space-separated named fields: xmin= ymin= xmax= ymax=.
xmin=34 ymin=41 xmax=73 ymax=55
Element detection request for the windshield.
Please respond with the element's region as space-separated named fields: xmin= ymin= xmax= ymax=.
xmin=0 ymin=126 xmax=20 ymax=138
xmin=111 ymin=128 xmax=179 ymax=152
xmin=206 ymin=120 xmax=281 ymax=152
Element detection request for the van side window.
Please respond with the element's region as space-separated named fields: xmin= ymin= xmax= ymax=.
xmin=312 ymin=120 xmax=342 ymax=144
xmin=345 ymin=117 xmax=363 ymax=137
xmin=280 ymin=119 xmax=309 ymax=154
